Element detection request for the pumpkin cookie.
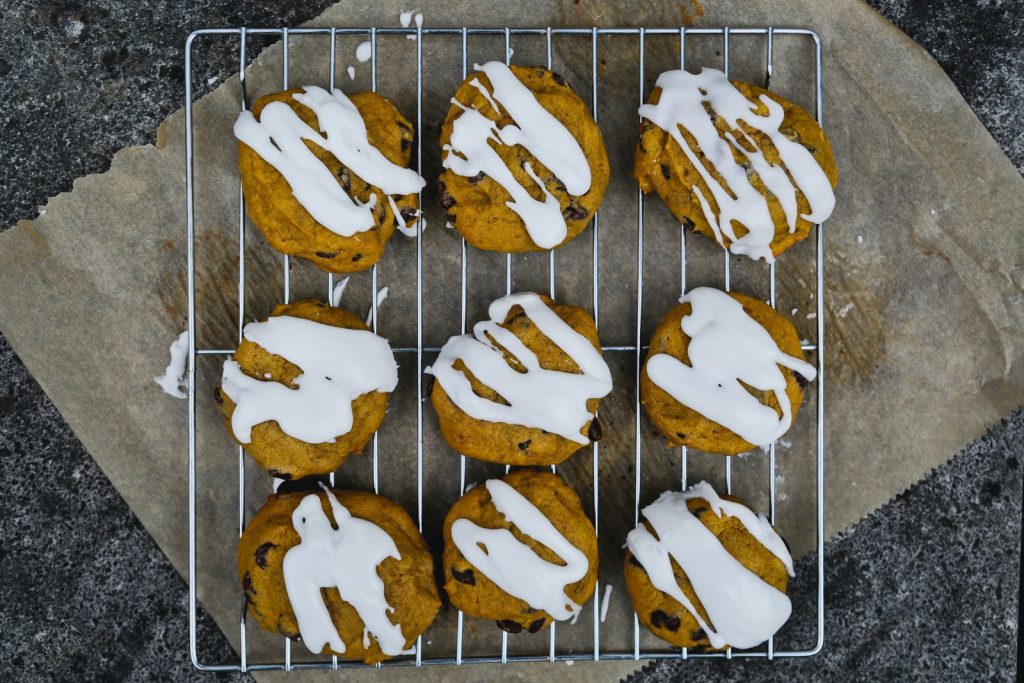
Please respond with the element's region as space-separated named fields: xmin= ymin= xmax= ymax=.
xmin=635 ymin=67 xmax=837 ymax=261
xmin=442 ymin=469 xmax=598 ymax=634
xmin=427 ymin=292 xmax=611 ymax=466
xmin=238 ymin=485 xmax=440 ymax=663
xmin=236 ymin=87 xmax=424 ymax=273
xmin=217 ymin=299 xmax=397 ymax=479
xmin=624 ymin=482 xmax=793 ymax=651
xmin=439 ymin=62 xmax=609 ymax=252
xmin=641 ymin=287 xmax=815 ymax=455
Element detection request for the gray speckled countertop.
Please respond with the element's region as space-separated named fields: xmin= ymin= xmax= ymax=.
xmin=0 ymin=0 xmax=1020 ymax=680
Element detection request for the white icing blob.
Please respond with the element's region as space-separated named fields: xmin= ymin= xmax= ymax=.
xmin=626 ymin=482 xmax=793 ymax=650
xmin=399 ymin=9 xmax=415 ymax=27
xmin=154 ymin=330 xmax=189 ymax=399
xmin=283 ymin=486 xmax=408 ymax=655
xmin=355 ymin=41 xmax=372 ymax=63
xmin=451 ymin=479 xmax=589 ymax=620
xmin=346 ymin=65 xmax=355 ymax=80
xmin=639 ymin=67 xmax=835 ymax=262
xmin=442 ymin=61 xmax=592 ymax=250
xmin=234 ymin=86 xmax=425 ymax=238
xmin=221 ymin=315 xmax=398 ymax=444
xmin=646 ymin=287 xmax=816 ymax=447
xmin=426 ymin=292 xmax=611 ymax=444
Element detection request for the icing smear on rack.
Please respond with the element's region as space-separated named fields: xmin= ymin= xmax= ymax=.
xmin=452 ymin=479 xmax=589 ymax=620
xmin=284 ymin=485 xmax=412 ymax=656
xmin=627 ymin=482 xmax=794 ymax=650
xmin=426 ymin=292 xmax=611 ymax=443
xmin=221 ymin=315 xmax=398 ymax=443
xmin=639 ymin=67 xmax=835 ymax=262
xmin=234 ymin=86 xmax=425 ymax=237
xmin=442 ymin=61 xmax=591 ymax=249
xmin=154 ymin=330 xmax=189 ymax=399
xmin=646 ymin=287 xmax=816 ymax=447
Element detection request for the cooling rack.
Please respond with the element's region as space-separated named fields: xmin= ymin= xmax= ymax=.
xmin=185 ymin=23 xmax=827 ymax=672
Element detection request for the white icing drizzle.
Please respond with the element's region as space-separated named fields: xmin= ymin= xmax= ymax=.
xmin=234 ymin=86 xmax=425 ymax=238
xmin=639 ymin=67 xmax=835 ymax=262
xmin=364 ymin=287 xmax=389 ymax=325
xmin=646 ymin=287 xmax=816 ymax=447
xmin=626 ymin=482 xmax=794 ymax=650
xmin=442 ymin=61 xmax=592 ymax=249
xmin=451 ymin=479 xmax=589 ymax=620
xmin=425 ymin=292 xmax=611 ymax=444
xmin=599 ymin=584 xmax=613 ymax=623
xmin=154 ymin=330 xmax=189 ymax=399
xmin=331 ymin=277 xmax=350 ymax=307
xmin=346 ymin=65 xmax=355 ymax=80
xmin=283 ymin=486 xmax=408 ymax=655
xmin=221 ymin=315 xmax=398 ymax=444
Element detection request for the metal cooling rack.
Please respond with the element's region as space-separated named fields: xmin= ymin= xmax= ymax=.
xmin=185 ymin=24 xmax=826 ymax=672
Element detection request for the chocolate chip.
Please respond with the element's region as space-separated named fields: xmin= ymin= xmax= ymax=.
xmin=242 ymin=572 xmax=256 ymax=596
xmin=681 ymin=218 xmax=696 ymax=232
xmin=213 ymin=387 xmax=223 ymax=404
xmin=496 ymin=619 xmax=523 ymax=634
xmin=276 ymin=475 xmax=331 ymax=495
xmin=400 ymin=208 xmax=419 ymax=223
xmin=315 ymin=250 xmax=337 ymax=259
xmin=518 ymin=439 xmax=532 ymax=451
xmin=446 ymin=212 xmax=457 ymax=224
xmin=452 ymin=567 xmax=476 ymax=585
xmin=628 ymin=554 xmax=644 ymax=568
xmin=650 ymin=610 xmax=680 ymax=632
xmin=351 ymin=253 xmax=363 ymax=262
xmin=439 ymin=189 xmax=456 ymax=210
xmin=692 ymin=628 xmax=707 ymax=642
xmin=255 ymin=542 xmax=275 ymax=568
xmin=588 ymin=418 xmax=603 ymax=442
xmin=551 ymin=71 xmax=567 ymax=87
xmin=527 ymin=618 xmax=546 ymax=633
xmin=675 ymin=432 xmax=686 ymax=440
xmin=468 ymin=171 xmax=486 ymax=184
xmin=401 ymin=138 xmax=411 ymax=150
xmin=661 ymin=164 xmax=671 ymax=180
xmin=796 ymin=372 xmax=809 ymax=389
xmin=267 ymin=469 xmax=291 ymax=480
xmin=562 ymin=203 xmax=588 ymax=221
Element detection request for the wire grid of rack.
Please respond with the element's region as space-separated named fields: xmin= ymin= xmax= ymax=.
xmin=185 ymin=23 xmax=826 ymax=672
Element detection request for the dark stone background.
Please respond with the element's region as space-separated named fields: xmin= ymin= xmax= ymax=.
xmin=0 ymin=1 xmax=1019 ymax=680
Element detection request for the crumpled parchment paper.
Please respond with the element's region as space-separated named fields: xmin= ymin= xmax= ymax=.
xmin=0 ymin=0 xmax=1021 ymax=680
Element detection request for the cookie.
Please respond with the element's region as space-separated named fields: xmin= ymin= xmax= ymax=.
xmin=238 ymin=486 xmax=440 ymax=663
xmin=442 ymin=469 xmax=598 ymax=633
xmin=218 ymin=299 xmax=397 ymax=479
xmin=624 ymin=483 xmax=793 ymax=651
xmin=439 ymin=62 xmax=609 ymax=252
xmin=635 ymin=67 xmax=837 ymax=261
xmin=236 ymin=87 xmax=423 ymax=273
xmin=428 ymin=292 xmax=611 ymax=466
xmin=641 ymin=288 xmax=815 ymax=455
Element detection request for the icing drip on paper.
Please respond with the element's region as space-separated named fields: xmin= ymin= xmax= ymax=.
xmin=365 ymin=287 xmax=389 ymax=326
xmin=234 ymin=86 xmax=425 ymax=237
xmin=355 ymin=41 xmax=372 ymax=63
xmin=425 ymin=292 xmax=611 ymax=444
xmin=626 ymin=482 xmax=794 ymax=650
xmin=283 ymin=486 xmax=408 ymax=655
xmin=646 ymin=287 xmax=816 ymax=447
xmin=639 ymin=67 xmax=835 ymax=262
xmin=221 ymin=315 xmax=398 ymax=444
xmin=154 ymin=330 xmax=189 ymax=399
xmin=331 ymin=277 xmax=351 ymax=307
xmin=451 ymin=479 xmax=589 ymax=620
xmin=442 ymin=61 xmax=591 ymax=249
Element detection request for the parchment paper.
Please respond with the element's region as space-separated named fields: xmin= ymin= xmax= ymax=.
xmin=1 ymin=0 xmax=1021 ymax=680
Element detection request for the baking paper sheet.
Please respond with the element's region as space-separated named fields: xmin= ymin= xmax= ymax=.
xmin=1 ymin=0 xmax=1021 ymax=680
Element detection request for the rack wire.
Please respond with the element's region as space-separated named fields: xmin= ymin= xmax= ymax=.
xmin=185 ymin=24 xmax=826 ymax=672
